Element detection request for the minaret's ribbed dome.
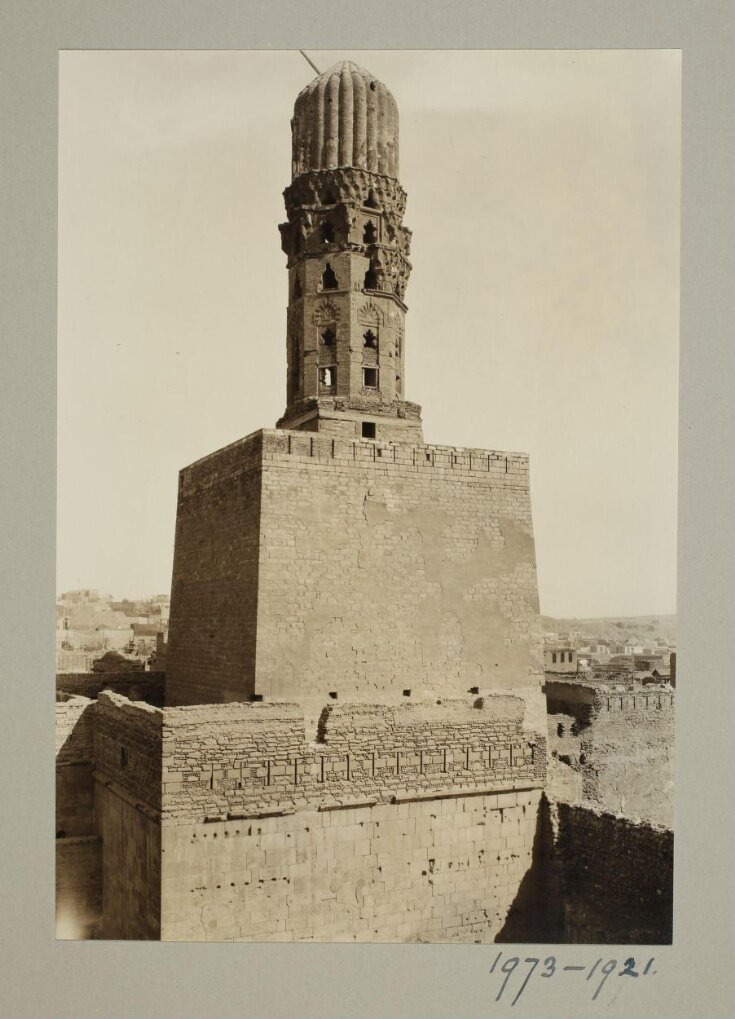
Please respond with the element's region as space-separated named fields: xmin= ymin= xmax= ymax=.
xmin=291 ymin=61 xmax=399 ymax=180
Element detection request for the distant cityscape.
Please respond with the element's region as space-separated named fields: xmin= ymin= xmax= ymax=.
xmin=56 ymin=589 xmax=169 ymax=674
xmin=56 ymin=587 xmax=675 ymax=691
xmin=540 ymin=613 xmax=676 ymax=687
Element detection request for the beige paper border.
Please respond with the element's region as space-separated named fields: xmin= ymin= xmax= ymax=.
xmin=1 ymin=2 xmax=733 ymax=1017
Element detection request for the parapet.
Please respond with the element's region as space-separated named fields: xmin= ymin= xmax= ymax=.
xmin=90 ymin=692 xmax=546 ymax=825
xmin=179 ymin=427 xmax=531 ymax=498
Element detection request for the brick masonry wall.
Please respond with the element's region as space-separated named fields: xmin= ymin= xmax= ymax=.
xmin=545 ymin=681 xmax=674 ymax=826
xmin=161 ymin=789 xmax=543 ymax=942
xmin=160 ymin=695 xmax=546 ymax=823
xmin=167 ymin=428 xmax=542 ymax=707
xmin=550 ymin=800 xmax=673 ymax=944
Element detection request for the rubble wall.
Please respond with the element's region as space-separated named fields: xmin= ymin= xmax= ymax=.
xmin=546 ymin=682 xmax=674 ymax=826
xmin=57 ymin=670 xmax=165 ymax=706
xmin=551 ymin=801 xmax=673 ymax=944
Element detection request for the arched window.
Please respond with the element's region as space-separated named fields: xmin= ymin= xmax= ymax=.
xmin=365 ymin=189 xmax=379 ymax=209
xmin=321 ymin=327 xmax=336 ymax=347
xmin=319 ymin=366 xmax=335 ymax=387
xmin=321 ymin=263 xmax=338 ymax=290
xmin=364 ymin=267 xmax=378 ymax=290
xmin=323 ymin=189 xmax=337 ymax=205
xmin=362 ymin=329 xmax=377 ymax=349
xmin=321 ymin=220 xmax=335 ymax=244
xmin=363 ymin=221 xmax=377 ymax=244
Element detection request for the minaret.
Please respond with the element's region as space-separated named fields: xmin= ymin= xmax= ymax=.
xmin=277 ymin=61 xmax=423 ymax=442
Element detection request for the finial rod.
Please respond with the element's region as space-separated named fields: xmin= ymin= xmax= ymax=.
xmin=299 ymin=50 xmax=322 ymax=75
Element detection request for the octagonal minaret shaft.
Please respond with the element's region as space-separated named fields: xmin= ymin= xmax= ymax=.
xmin=277 ymin=61 xmax=423 ymax=442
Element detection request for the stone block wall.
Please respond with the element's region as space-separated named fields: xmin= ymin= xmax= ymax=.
xmin=161 ymin=789 xmax=543 ymax=942
xmin=95 ymin=785 xmax=161 ymax=940
xmin=57 ymin=691 xmax=674 ymax=944
xmin=167 ymin=432 xmax=264 ymax=706
xmin=87 ymin=689 xmax=547 ymax=942
xmin=92 ymin=694 xmax=163 ymax=939
xmin=167 ymin=428 xmax=542 ymax=709
xmin=546 ymin=680 xmax=674 ymax=826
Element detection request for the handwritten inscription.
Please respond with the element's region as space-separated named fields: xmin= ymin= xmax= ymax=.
xmin=489 ymin=951 xmax=657 ymax=1006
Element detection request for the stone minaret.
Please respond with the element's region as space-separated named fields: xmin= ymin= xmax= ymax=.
xmin=277 ymin=61 xmax=423 ymax=442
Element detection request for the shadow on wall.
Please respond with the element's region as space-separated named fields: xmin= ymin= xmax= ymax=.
xmin=497 ymin=794 xmax=674 ymax=945
xmin=496 ymin=793 xmax=563 ymax=942
xmin=56 ymin=699 xmax=102 ymax=939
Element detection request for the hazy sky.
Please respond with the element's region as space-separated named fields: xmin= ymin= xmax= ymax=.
xmin=58 ymin=49 xmax=680 ymax=617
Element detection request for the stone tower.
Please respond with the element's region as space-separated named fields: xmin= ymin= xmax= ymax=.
xmin=276 ymin=62 xmax=423 ymax=442
xmin=56 ymin=59 xmax=674 ymax=949
xmin=59 ymin=59 xmax=555 ymax=946
xmin=165 ymin=60 xmax=543 ymax=723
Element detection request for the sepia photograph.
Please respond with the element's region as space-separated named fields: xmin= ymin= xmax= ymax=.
xmin=55 ymin=48 xmax=680 ymax=946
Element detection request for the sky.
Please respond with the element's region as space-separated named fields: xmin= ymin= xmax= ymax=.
xmin=57 ymin=49 xmax=680 ymax=617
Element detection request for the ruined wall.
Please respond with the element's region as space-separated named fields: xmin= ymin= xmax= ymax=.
xmin=57 ymin=670 xmax=165 ymax=705
xmin=167 ymin=428 xmax=542 ymax=708
xmin=551 ymin=801 xmax=673 ymax=944
xmin=93 ymin=693 xmax=162 ymax=939
xmin=546 ymin=681 xmax=674 ymax=826
xmin=157 ymin=694 xmax=545 ymax=942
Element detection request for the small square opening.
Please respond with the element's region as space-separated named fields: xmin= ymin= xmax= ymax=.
xmin=361 ymin=422 xmax=376 ymax=439
xmin=319 ymin=366 xmax=335 ymax=388
xmin=250 ymin=693 xmax=263 ymax=702
xmin=402 ymin=689 xmax=411 ymax=697
xmin=328 ymin=691 xmax=338 ymax=700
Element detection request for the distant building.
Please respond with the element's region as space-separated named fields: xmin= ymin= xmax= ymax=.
xmin=545 ymin=647 xmax=577 ymax=673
